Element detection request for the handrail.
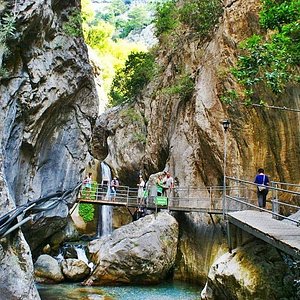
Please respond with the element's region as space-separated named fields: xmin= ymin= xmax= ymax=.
xmin=226 ymin=195 xmax=300 ymax=225
xmin=271 ymin=181 xmax=300 ymax=188
xmin=226 ymin=176 xmax=300 ymax=196
xmin=270 ymin=199 xmax=300 ymax=209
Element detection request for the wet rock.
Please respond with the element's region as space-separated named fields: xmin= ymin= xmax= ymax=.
xmin=34 ymin=254 xmax=64 ymax=283
xmin=61 ymin=258 xmax=91 ymax=282
xmin=84 ymin=211 xmax=178 ymax=285
xmin=204 ymin=240 xmax=295 ymax=300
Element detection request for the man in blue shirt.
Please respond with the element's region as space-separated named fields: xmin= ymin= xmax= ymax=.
xmin=254 ymin=168 xmax=270 ymax=208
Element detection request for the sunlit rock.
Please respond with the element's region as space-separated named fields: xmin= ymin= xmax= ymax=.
xmin=61 ymin=258 xmax=91 ymax=282
xmin=34 ymin=254 xmax=64 ymax=283
xmin=204 ymin=240 xmax=294 ymax=299
xmin=84 ymin=211 xmax=178 ymax=285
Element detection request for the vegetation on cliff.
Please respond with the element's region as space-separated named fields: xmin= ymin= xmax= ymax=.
xmin=230 ymin=0 xmax=300 ymax=103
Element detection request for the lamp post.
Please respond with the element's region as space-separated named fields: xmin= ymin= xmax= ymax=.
xmin=222 ymin=119 xmax=230 ymax=219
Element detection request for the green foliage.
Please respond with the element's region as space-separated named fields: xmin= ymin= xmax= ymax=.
xmin=163 ymin=73 xmax=195 ymax=102
xmin=119 ymin=5 xmax=151 ymax=38
xmin=232 ymin=0 xmax=300 ymax=99
xmin=63 ymin=9 xmax=83 ymax=37
xmin=133 ymin=132 xmax=147 ymax=144
xmin=79 ymin=203 xmax=95 ymax=223
xmin=220 ymin=90 xmax=239 ymax=105
xmin=0 ymin=12 xmax=16 ymax=42
xmin=0 ymin=12 xmax=16 ymax=78
xmin=120 ymin=107 xmax=144 ymax=124
xmin=179 ymin=0 xmax=223 ymax=38
xmin=109 ymin=51 xmax=156 ymax=106
xmin=259 ymin=0 xmax=300 ymax=30
xmin=154 ymin=0 xmax=179 ymax=36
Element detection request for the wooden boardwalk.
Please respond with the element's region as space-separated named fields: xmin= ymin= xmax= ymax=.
xmin=227 ymin=210 xmax=300 ymax=259
xmin=78 ymin=197 xmax=223 ymax=214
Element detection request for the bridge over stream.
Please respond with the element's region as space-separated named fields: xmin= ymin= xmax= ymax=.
xmin=78 ymin=177 xmax=300 ymax=259
xmin=1 ymin=177 xmax=300 ymax=260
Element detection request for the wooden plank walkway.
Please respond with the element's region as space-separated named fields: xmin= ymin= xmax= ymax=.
xmin=227 ymin=210 xmax=300 ymax=259
xmin=78 ymin=198 xmax=223 ymax=214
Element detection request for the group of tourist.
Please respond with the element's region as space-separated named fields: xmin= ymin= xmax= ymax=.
xmin=82 ymin=168 xmax=270 ymax=210
xmin=82 ymin=173 xmax=119 ymax=201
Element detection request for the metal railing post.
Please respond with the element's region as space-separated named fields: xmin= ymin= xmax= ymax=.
xmin=127 ymin=187 xmax=129 ymax=206
xmin=272 ymin=182 xmax=279 ymax=219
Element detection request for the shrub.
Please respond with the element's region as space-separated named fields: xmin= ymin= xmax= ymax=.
xmin=179 ymin=0 xmax=223 ymax=38
xmin=109 ymin=51 xmax=156 ymax=106
xmin=79 ymin=203 xmax=95 ymax=223
xmin=63 ymin=8 xmax=83 ymax=37
xmin=231 ymin=0 xmax=300 ymax=100
xmin=154 ymin=0 xmax=179 ymax=37
xmin=163 ymin=73 xmax=195 ymax=102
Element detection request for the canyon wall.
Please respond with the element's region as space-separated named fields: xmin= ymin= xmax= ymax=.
xmin=0 ymin=0 xmax=98 ymax=297
xmin=92 ymin=0 xmax=300 ymax=285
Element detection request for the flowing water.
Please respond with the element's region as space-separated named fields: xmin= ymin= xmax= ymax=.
xmin=37 ymin=281 xmax=200 ymax=300
xmin=99 ymin=162 xmax=113 ymax=237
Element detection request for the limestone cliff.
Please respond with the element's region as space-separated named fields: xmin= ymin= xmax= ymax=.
xmin=0 ymin=0 xmax=98 ymax=298
xmin=93 ymin=0 xmax=300 ymax=186
xmin=92 ymin=0 xmax=300 ymax=285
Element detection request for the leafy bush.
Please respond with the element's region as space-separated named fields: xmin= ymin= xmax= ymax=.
xmin=163 ymin=73 xmax=195 ymax=102
xmin=0 ymin=12 xmax=16 ymax=78
xmin=109 ymin=51 xmax=156 ymax=106
xmin=179 ymin=0 xmax=223 ymax=38
xmin=79 ymin=203 xmax=95 ymax=223
xmin=231 ymin=0 xmax=300 ymax=100
xmin=154 ymin=0 xmax=179 ymax=36
xmin=119 ymin=5 xmax=151 ymax=38
xmin=63 ymin=8 xmax=83 ymax=37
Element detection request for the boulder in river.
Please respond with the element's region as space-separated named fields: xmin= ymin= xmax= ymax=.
xmin=84 ymin=211 xmax=178 ymax=285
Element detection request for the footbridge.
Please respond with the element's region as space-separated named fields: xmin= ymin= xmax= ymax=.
xmin=78 ymin=178 xmax=300 ymax=259
xmin=1 ymin=178 xmax=300 ymax=260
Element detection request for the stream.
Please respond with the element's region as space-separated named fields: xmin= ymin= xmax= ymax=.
xmin=37 ymin=281 xmax=201 ymax=300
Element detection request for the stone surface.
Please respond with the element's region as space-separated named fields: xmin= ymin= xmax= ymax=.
xmin=0 ymin=0 xmax=98 ymax=297
xmin=34 ymin=254 xmax=64 ymax=283
xmin=61 ymin=258 xmax=91 ymax=281
xmin=84 ymin=211 xmax=178 ymax=285
xmin=92 ymin=0 xmax=300 ymax=190
xmin=204 ymin=240 xmax=294 ymax=300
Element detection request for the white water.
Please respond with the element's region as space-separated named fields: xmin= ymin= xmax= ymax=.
xmin=75 ymin=246 xmax=94 ymax=270
xmin=100 ymin=162 xmax=113 ymax=236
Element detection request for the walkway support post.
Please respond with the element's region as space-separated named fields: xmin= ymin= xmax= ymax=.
xmin=222 ymin=120 xmax=230 ymax=219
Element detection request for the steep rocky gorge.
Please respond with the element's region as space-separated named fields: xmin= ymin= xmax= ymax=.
xmin=0 ymin=0 xmax=299 ymax=299
xmin=92 ymin=0 xmax=300 ymax=294
xmin=0 ymin=0 xmax=97 ymax=298
xmin=93 ymin=0 xmax=300 ymax=186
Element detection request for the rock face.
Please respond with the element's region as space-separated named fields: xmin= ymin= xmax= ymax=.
xmin=0 ymin=0 xmax=98 ymax=297
xmin=204 ymin=240 xmax=294 ymax=300
xmin=173 ymin=213 xmax=227 ymax=284
xmin=34 ymin=254 xmax=64 ymax=284
xmin=84 ymin=212 xmax=178 ymax=285
xmin=91 ymin=0 xmax=300 ymax=285
xmin=61 ymin=258 xmax=91 ymax=281
xmin=92 ymin=0 xmax=300 ymax=187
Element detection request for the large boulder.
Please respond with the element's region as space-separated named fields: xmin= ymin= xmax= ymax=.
xmin=61 ymin=258 xmax=90 ymax=281
xmin=203 ymin=240 xmax=295 ymax=300
xmin=84 ymin=211 xmax=178 ymax=285
xmin=34 ymin=254 xmax=64 ymax=283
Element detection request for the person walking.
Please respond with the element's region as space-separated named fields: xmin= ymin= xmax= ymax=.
xmin=82 ymin=173 xmax=92 ymax=199
xmin=254 ymin=168 xmax=269 ymax=209
xmin=110 ymin=177 xmax=119 ymax=201
xmin=137 ymin=175 xmax=145 ymax=204
xmin=165 ymin=172 xmax=174 ymax=198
